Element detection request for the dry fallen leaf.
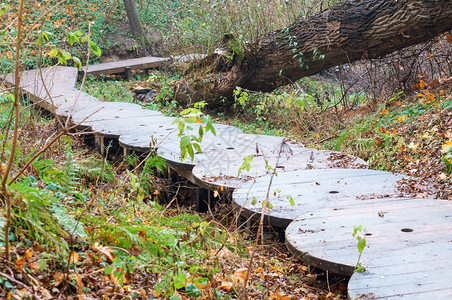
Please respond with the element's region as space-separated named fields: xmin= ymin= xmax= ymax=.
xmin=70 ymin=251 xmax=80 ymax=264
xmin=75 ymin=274 xmax=84 ymax=294
xmin=137 ymin=229 xmax=147 ymax=240
xmin=232 ymin=268 xmax=249 ymax=286
xmin=53 ymin=271 xmax=65 ymax=286
xmin=275 ymin=287 xmax=292 ymax=300
xmin=218 ymin=281 xmax=233 ymax=292
xmin=305 ymin=273 xmax=317 ymax=286
xmin=129 ymin=243 xmax=142 ymax=257
xmin=439 ymin=173 xmax=448 ymax=180
xmin=93 ymin=242 xmax=115 ymax=262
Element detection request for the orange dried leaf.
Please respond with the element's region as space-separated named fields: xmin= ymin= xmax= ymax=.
xmin=70 ymin=251 xmax=80 ymax=264
xmin=24 ymin=249 xmax=33 ymax=259
xmin=232 ymin=268 xmax=248 ymax=286
xmin=380 ymin=108 xmax=389 ymax=115
xmin=219 ymin=281 xmax=233 ymax=292
xmin=442 ymin=140 xmax=452 ymax=153
xmin=93 ymin=242 xmax=115 ymax=262
xmin=137 ymin=229 xmax=147 ymax=240
xmin=75 ymin=274 xmax=84 ymax=294
xmin=53 ymin=271 xmax=65 ymax=286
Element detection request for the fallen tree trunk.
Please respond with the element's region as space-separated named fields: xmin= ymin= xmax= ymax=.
xmin=178 ymin=0 xmax=452 ymax=106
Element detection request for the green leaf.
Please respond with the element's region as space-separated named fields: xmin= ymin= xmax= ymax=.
xmin=174 ymin=272 xmax=186 ymax=289
xmin=49 ymin=49 xmax=58 ymax=58
xmin=180 ymin=136 xmax=190 ymax=148
xmin=89 ymin=40 xmax=102 ymax=57
xmin=41 ymin=31 xmax=50 ymax=44
xmin=105 ymin=265 xmax=113 ymax=275
xmin=206 ymin=122 xmax=216 ymax=136
xmin=355 ymin=263 xmax=366 ymax=272
xmin=251 ymin=197 xmax=257 ymax=205
xmin=288 ymin=195 xmax=295 ymax=206
xmin=180 ymin=108 xmax=191 ymax=115
xmin=113 ymin=257 xmax=122 ymax=267
xmin=187 ymin=143 xmax=194 ymax=161
xmin=198 ymin=125 xmax=204 ymax=138
xmin=72 ymin=57 xmax=81 ymax=70
xmin=74 ymin=30 xmax=83 ymax=37
xmin=357 ymin=238 xmax=366 ymax=254
xmin=67 ymin=33 xmax=75 ymax=46
xmin=60 ymin=50 xmax=72 ymax=60
xmin=38 ymin=259 xmax=47 ymax=271
xmin=178 ymin=121 xmax=185 ymax=134
xmin=193 ymin=143 xmax=202 ymax=153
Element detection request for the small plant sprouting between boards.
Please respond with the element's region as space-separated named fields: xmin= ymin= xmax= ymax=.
xmin=173 ymin=101 xmax=216 ymax=162
xmin=352 ymin=225 xmax=367 ymax=272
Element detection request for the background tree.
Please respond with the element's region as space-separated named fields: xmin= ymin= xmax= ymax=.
xmin=123 ymin=0 xmax=149 ymax=55
xmin=177 ymin=0 xmax=452 ymax=106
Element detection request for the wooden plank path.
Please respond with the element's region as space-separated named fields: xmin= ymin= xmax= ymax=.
xmin=285 ymin=198 xmax=452 ymax=299
xmin=82 ymin=56 xmax=169 ymax=77
xmin=232 ymin=169 xmax=407 ymax=228
xmin=192 ymin=147 xmax=367 ymax=192
xmin=4 ymin=58 xmax=451 ymax=299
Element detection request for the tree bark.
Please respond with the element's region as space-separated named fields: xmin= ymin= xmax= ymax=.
xmin=182 ymin=0 xmax=452 ymax=106
xmin=123 ymin=0 xmax=144 ymax=38
xmin=123 ymin=0 xmax=149 ymax=54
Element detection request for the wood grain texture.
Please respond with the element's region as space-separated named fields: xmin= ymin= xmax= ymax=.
xmin=233 ymin=169 xmax=407 ymax=228
xmin=192 ymin=147 xmax=367 ymax=192
xmin=82 ymin=56 xmax=169 ymax=76
xmin=284 ymin=198 xmax=452 ymax=298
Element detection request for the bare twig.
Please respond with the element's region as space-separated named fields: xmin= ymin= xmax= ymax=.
xmin=0 ymin=272 xmax=42 ymax=300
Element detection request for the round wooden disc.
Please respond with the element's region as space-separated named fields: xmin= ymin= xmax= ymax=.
xmin=91 ymin=112 xmax=167 ymax=138
xmin=232 ymin=169 xmax=407 ymax=228
xmin=118 ymin=118 xmax=178 ymax=152
xmin=157 ymin=126 xmax=247 ymax=170
xmin=284 ymin=198 xmax=452 ymax=298
xmin=192 ymin=147 xmax=367 ymax=191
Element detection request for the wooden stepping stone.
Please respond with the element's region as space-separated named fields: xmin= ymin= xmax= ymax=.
xmin=91 ymin=112 xmax=167 ymax=138
xmin=5 ymin=66 xmax=78 ymax=92
xmin=5 ymin=67 xmax=79 ymax=112
xmin=284 ymin=198 xmax=452 ymax=298
xmin=157 ymin=126 xmax=246 ymax=169
xmin=232 ymin=169 xmax=407 ymax=228
xmin=192 ymin=147 xmax=367 ymax=192
xmin=83 ymin=56 xmax=169 ymax=77
xmin=158 ymin=133 xmax=291 ymax=172
xmin=118 ymin=118 xmax=179 ymax=154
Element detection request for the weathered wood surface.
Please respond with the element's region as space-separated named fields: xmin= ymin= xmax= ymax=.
xmin=4 ymin=67 xmax=80 ymax=112
xmin=192 ymin=147 xmax=367 ymax=192
xmin=156 ymin=127 xmax=249 ymax=170
xmin=82 ymin=56 xmax=169 ymax=76
xmin=118 ymin=118 xmax=179 ymax=153
xmin=232 ymin=169 xmax=407 ymax=228
xmin=284 ymin=198 xmax=452 ymax=299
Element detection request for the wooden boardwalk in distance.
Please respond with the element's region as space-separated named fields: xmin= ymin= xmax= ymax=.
xmin=4 ymin=56 xmax=451 ymax=299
